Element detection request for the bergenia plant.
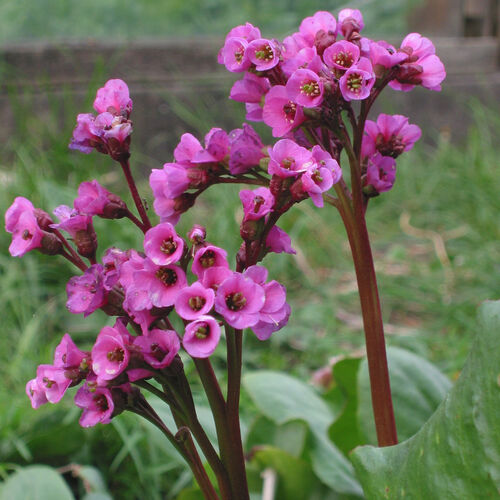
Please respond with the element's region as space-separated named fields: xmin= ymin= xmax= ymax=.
xmin=6 ymin=8 xmax=446 ymax=499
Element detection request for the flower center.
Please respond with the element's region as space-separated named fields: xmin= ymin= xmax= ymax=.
xmin=281 ymin=157 xmax=294 ymax=170
xmin=160 ymin=237 xmax=177 ymax=255
xmin=255 ymin=44 xmax=273 ymax=61
xmin=225 ymin=292 xmax=247 ymax=311
xmin=253 ymin=195 xmax=265 ymax=213
xmin=188 ymin=296 xmax=206 ymax=311
xmin=199 ymin=250 xmax=216 ymax=268
xmin=107 ymin=347 xmax=125 ymax=362
xmin=312 ymin=170 xmax=323 ymax=184
xmin=347 ymin=74 xmax=363 ymax=92
xmin=195 ymin=323 xmax=209 ymax=339
xmin=42 ymin=376 xmax=55 ymax=389
xmin=93 ymin=393 xmax=109 ymax=411
xmin=150 ymin=342 xmax=168 ymax=361
xmin=283 ymin=102 xmax=297 ymax=122
xmin=156 ymin=267 xmax=178 ymax=286
xmin=300 ymin=81 xmax=320 ymax=97
xmin=22 ymin=229 xmax=32 ymax=240
xmin=235 ymin=48 xmax=244 ymax=63
xmin=334 ymin=51 xmax=354 ymax=68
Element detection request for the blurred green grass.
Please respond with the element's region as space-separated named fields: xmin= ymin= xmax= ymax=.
xmin=0 ymin=81 xmax=499 ymax=498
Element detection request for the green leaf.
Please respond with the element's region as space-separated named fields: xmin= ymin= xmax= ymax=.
xmin=358 ymin=346 xmax=452 ymax=443
xmin=328 ymin=357 xmax=364 ymax=455
xmin=243 ymin=371 xmax=363 ymax=496
xmin=0 ymin=465 xmax=74 ymax=500
xmin=252 ymin=446 xmax=316 ymax=500
xmin=351 ymin=301 xmax=500 ymax=498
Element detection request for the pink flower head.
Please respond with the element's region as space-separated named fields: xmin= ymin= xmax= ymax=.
xmin=192 ymin=245 xmax=229 ymax=279
xmin=220 ymin=37 xmax=252 ymax=73
xmin=228 ymin=124 xmax=265 ymax=175
xmin=152 ymin=196 xmax=182 ymax=226
xmin=134 ymin=329 xmax=180 ymax=369
xmin=35 ymin=364 xmax=72 ymax=404
xmin=66 ymin=264 xmax=107 ymax=317
xmin=149 ymin=166 xmax=188 ymax=210
xmin=362 ymin=114 xmax=422 ymax=159
xmin=175 ymin=282 xmax=215 ymax=320
xmin=200 ymin=266 xmax=234 ymax=291
xmin=240 ymin=187 xmax=274 ymax=221
xmin=323 ymin=40 xmax=360 ymax=72
xmin=74 ymin=180 xmax=126 ymax=218
xmin=299 ymin=11 xmax=337 ymax=46
xmin=263 ymin=86 xmax=305 ymax=137
xmin=144 ymin=222 xmax=185 ymax=266
xmin=281 ymin=46 xmax=323 ymax=78
xmin=246 ymin=38 xmax=280 ymax=71
xmin=365 ymin=154 xmax=397 ymax=194
xmin=69 ymin=113 xmax=101 ymax=154
xmin=183 ymin=315 xmax=221 ymax=358
xmin=390 ymin=33 xmax=446 ymax=91
xmin=252 ymin=303 xmax=291 ymax=341
xmin=102 ymin=247 xmax=129 ymax=290
xmin=54 ymin=333 xmax=88 ymax=369
xmin=187 ymin=224 xmax=206 ymax=244
xmin=224 ymin=22 xmax=261 ymax=43
xmin=339 ymin=57 xmax=375 ymax=101
xmin=338 ymin=8 xmax=364 ymax=37
xmin=215 ymin=272 xmax=265 ymax=329
xmin=286 ymin=68 xmax=324 ymax=107
xmin=230 ymin=72 xmax=270 ymax=103
xmin=91 ymin=321 xmax=132 ymax=382
xmin=93 ymin=112 xmax=132 ymax=144
xmin=51 ymin=205 xmax=93 ymax=238
xmin=26 ymin=378 xmax=48 ymax=409
xmin=5 ymin=196 xmax=35 ymax=232
xmin=174 ymin=133 xmax=204 ymax=165
xmin=128 ymin=260 xmax=187 ymax=310
xmin=268 ymin=139 xmax=314 ymax=178
xmin=369 ymin=41 xmax=408 ymax=76
xmin=192 ymin=128 xmax=229 ymax=164
xmin=93 ymin=79 xmax=133 ymax=117
xmin=266 ymin=225 xmax=296 ymax=255
xmin=6 ymin=209 xmax=45 ymax=257
xmin=74 ymin=385 xmax=114 ymax=427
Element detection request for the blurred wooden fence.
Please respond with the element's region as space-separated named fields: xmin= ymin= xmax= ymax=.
xmin=0 ymin=1 xmax=498 ymax=161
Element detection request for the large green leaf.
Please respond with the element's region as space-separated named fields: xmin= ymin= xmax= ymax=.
xmin=243 ymin=371 xmax=363 ymax=496
xmin=0 ymin=465 xmax=74 ymax=500
xmin=351 ymin=301 xmax=500 ymax=498
xmin=358 ymin=346 xmax=452 ymax=443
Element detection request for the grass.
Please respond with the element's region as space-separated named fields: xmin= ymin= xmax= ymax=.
xmin=0 ymin=80 xmax=498 ymax=497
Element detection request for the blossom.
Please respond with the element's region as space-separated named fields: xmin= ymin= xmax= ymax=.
xmin=74 ymin=180 xmax=126 ymax=218
xmin=183 ymin=316 xmax=221 ymax=358
xmin=369 ymin=40 xmax=407 ymax=76
xmin=74 ymin=385 xmax=115 ymax=427
xmin=93 ymin=79 xmax=133 ymax=117
xmin=323 ymin=41 xmax=360 ymax=72
xmin=175 ymin=282 xmax=215 ymax=320
xmin=143 ymin=222 xmax=185 ymax=267
xmin=266 ymin=225 xmax=296 ymax=255
xmin=192 ymin=128 xmax=229 ymax=164
xmin=246 ymin=38 xmax=280 ymax=71
xmin=53 ymin=333 xmax=88 ymax=370
xmin=215 ymin=272 xmax=265 ymax=329
xmin=263 ymin=86 xmax=305 ymax=137
xmin=229 ymin=72 xmax=270 ymax=104
xmin=339 ymin=57 xmax=375 ymax=101
xmin=364 ymin=154 xmax=397 ymax=193
xmin=268 ymin=139 xmax=314 ymax=178
xmin=362 ymin=114 xmax=421 ymax=159
xmin=220 ymin=37 xmax=252 ymax=73
xmin=26 ymin=378 xmax=48 ymax=409
xmin=299 ymin=11 xmax=337 ymax=46
xmin=134 ymin=329 xmax=180 ymax=369
xmin=102 ymin=247 xmax=129 ymax=290
xmin=228 ymin=124 xmax=265 ymax=175
xmin=338 ymin=8 xmax=364 ymax=37
xmin=6 ymin=209 xmax=45 ymax=257
xmin=66 ymin=264 xmax=107 ymax=317
xmin=240 ymin=187 xmax=274 ymax=221
xmin=286 ymin=68 xmax=324 ymax=107
xmin=187 ymin=224 xmax=206 ymax=244
xmin=34 ymin=364 xmax=72 ymax=404
xmin=192 ymin=245 xmax=229 ymax=279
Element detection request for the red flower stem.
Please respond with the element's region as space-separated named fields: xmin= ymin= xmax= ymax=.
xmin=60 ymin=248 xmax=87 ymax=272
xmin=53 ymin=229 xmax=87 ymax=270
xmin=225 ymin=327 xmax=249 ymax=499
xmin=125 ymin=208 xmax=146 ymax=232
xmin=119 ymin=159 xmax=152 ymax=232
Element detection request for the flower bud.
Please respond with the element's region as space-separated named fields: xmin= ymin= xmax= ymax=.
xmin=39 ymin=233 xmax=63 ymax=255
xmin=74 ymin=227 xmax=98 ymax=259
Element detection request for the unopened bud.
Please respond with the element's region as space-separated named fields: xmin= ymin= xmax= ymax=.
xmin=34 ymin=209 xmax=54 ymax=231
xmin=39 ymin=233 xmax=63 ymax=255
xmin=74 ymin=227 xmax=98 ymax=259
xmin=187 ymin=224 xmax=206 ymax=244
xmin=101 ymin=194 xmax=128 ymax=219
xmin=240 ymin=219 xmax=262 ymax=241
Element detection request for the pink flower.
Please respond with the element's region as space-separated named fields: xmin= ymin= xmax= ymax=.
xmin=281 ymin=46 xmax=323 ymax=78
xmin=66 ymin=264 xmax=107 ymax=317
xmin=175 ymin=282 xmax=215 ymax=320
xmin=286 ymin=69 xmax=324 ymax=107
xmin=74 ymin=180 xmax=126 ymax=218
xmin=268 ymin=139 xmax=314 ymax=178
xmin=134 ymin=329 xmax=180 ymax=369
xmin=91 ymin=322 xmax=132 ymax=382
xmin=223 ymin=22 xmax=261 ymax=43
xmin=299 ymin=11 xmax=337 ymax=46
xmin=252 ymin=303 xmax=291 ymax=340
xmin=228 ymin=124 xmax=265 ymax=175
xmin=93 ymin=79 xmax=133 ymax=117
xmin=246 ymin=39 xmax=280 ymax=71
xmin=152 ymin=195 xmax=181 ymax=226
xmin=74 ymin=385 xmax=115 ymax=427
xmin=150 ymin=167 xmax=189 ymax=216
xmin=26 ymin=378 xmax=48 ymax=409
xmin=143 ymin=222 xmax=185 ymax=266
xmin=6 ymin=209 xmax=45 ymax=257
xmin=301 ymin=166 xmax=335 ymax=208
xmin=102 ymin=247 xmax=129 ymax=290
xmin=35 ymin=364 xmax=72 ymax=404
xmin=240 ymin=187 xmax=274 ymax=221
xmin=53 ymin=333 xmax=88 ymax=370
xmin=192 ymin=128 xmax=229 ymax=164
xmin=365 ymin=154 xmax=397 ymax=193
xmin=183 ymin=316 xmax=221 ymax=358
xmin=69 ymin=113 xmax=101 ymax=154
xmin=263 ymin=86 xmax=305 ymax=137
xmin=339 ymin=57 xmax=375 ymax=101
xmin=369 ymin=41 xmax=407 ymax=76
xmin=200 ymin=266 xmax=234 ymax=291
xmin=192 ymin=245 xmax=229 ymax=280
xmin=174 ymin=133 xmax=203 ymax=164
xmin=266 ymin=225 xmax=296 ymax=255
xmin=338 ymin=8 xmax=364 ymax=37
xmin=220 ymin=37 xmax=251 ymax=73
xmin=215 ymin=272 xmax=265 ymax=329
xmin=187 ymin=224 xmax=206 ymax=244
xmin=230 ymin=72 xmax=270 ymax=103
xmin=362 ymin=114 xmax=421 ymax=159
xmin=323 ymin=41 xmax=360 ymax=72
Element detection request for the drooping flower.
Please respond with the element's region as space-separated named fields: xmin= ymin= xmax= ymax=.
xmin=74 ymin=180 xmax=127 ymax=218
xmin=26 ymin=378 xmax=48 ymax=409
xmin=337 ymin=8 xmax=364 ymax=37
xmin=93 ymin=79 xmax=133 ymax=117
xmin=299 ymin=11 xmax=337 ymax=46
xmin=74 ymin=385 xmax=115 ymax=427
xmin=183 ymin=315 xmax=221 ymax=358
xmin=53 ymin=333 xmax=88 ymax=370
xmin=66 ymin=264 xmax=107 ymax=317
xmin=364 ymin=154 xmax=397 ymax=194
xmin=228 ymin=124 xmax=265 ymax=175
xmin=34 ymin=364 xmax=72 ymax=404
xmin=240 ymin=187 xmax=274 ymax=222
xmin=265 ymin=225 xmax=296 ymax=255
xmin=229 ymin=72 xmax=270 ymax=104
